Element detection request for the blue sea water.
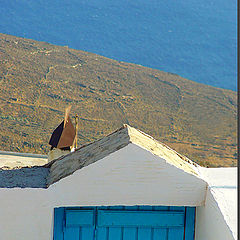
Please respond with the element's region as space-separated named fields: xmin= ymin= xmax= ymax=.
xmin=0 ymin=0 xmax=237 ymax=90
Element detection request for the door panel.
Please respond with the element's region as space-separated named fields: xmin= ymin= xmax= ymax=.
xmin=153 ymin=228 xmax=168 ymax=240
xmin=63 ymin=226 xmax=95 ymax=240
xmin=65 ymin=210 xmax=94 ymax=227
xmin=96 ymin=227 xmax=107 ymax=240
xmin=63 ymin=209 xmax=95 ymax=240
xmin=54 ymin=206 xmax=195 ymax=240
xmin=168 ymin=227 xmax=185 ymax=240
xmin=123 ymin=228 xmax=137 ymax=240
xmin=108 ymin=227 xmax=122 ymax=240
xmin=63 ymin=227 xmax=79 ymax=240
xmin=185 ymin=207 xmax=196 ymax=240
xmin=138 ymin=228 xmax=152 ymax=240
xmin=82 ymin=227 xmax=95 ymax=239
xmin=97 ymin=210 xmax=184 ymax=227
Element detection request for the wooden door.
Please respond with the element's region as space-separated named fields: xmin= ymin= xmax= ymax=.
xmin=53 ymin=206 xmax=195 ymax=240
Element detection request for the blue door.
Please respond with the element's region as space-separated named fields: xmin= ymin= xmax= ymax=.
xmin=54 ymin=206 xmax=195 ymax=240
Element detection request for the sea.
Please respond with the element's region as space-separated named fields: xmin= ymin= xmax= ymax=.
xmin=0 ymin=0 xmax=237 ymax=90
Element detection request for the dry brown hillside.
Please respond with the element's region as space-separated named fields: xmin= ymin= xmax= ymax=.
xmin=0 ymin=33 xmax=237 ymax=167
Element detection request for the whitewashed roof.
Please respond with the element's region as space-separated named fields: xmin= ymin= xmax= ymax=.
xmin=46 ymin=124 xmax=200 ymax=185
xmin=0 ymin=125 xmax=201 ymax=189
xmin=0 ymin=151 xmax=47 ymax=169
xmin=0 ymin=151 xmax=48 ymax=188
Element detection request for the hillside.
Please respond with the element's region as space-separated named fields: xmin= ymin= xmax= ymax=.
xmin=0 ymin=33 xmax=237 ymax=167
xmin=0 ymin=0 xmax=237 ymax=90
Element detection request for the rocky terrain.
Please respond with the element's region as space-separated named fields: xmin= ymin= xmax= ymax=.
xmin=0 ymin=33 xmax=237 ymax=167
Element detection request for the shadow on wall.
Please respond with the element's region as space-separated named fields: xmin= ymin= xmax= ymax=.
xmin=195 ymin=188 xmax=235 ymax=240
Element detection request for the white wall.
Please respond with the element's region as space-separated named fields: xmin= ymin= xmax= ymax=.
xmin=195 ymin=167 xmax=237 ymax=240
xmin=0 ymin=189 xmax=52 ymax=240
xmin=195 ymin=188 xmax=235 ymax=240
xmin=0 ymin=144 xmax=207 ymax=240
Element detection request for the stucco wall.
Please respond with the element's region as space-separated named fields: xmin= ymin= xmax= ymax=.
xmin=0 ymin=144 xmax=207 ymax=240
xmin=0 ymin=189 xmax=53 ymax=240
xmin=195 ymin=167 xmax=237 ymax=240
xmin=195 ymin=188 xmax=235 ymax=240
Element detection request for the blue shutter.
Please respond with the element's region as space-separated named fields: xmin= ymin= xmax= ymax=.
xmin=96 ymin=207 xmax=185 ymax=240
xmin=65 ymin=210 xmax=94 ymax=226
xmin=54 ymin=206 xmax=195 ymax=240
xmin=54 ymin=208 xmax=95 ymax=240
xmin=184 ymin=207 xmax=196 ymax=240
xmin=53 ymin=208 xmax=64 ymax=240
xmin=97 ymin=210 xmax=184 ymax=227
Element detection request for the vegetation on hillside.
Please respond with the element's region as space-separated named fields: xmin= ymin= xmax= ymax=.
xmin=0 ymin=33 xmax=237 ymax=167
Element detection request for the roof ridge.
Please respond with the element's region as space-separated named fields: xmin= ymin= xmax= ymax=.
xmin=46 ymin=124 xmax=200 ymax=186
xmin=45 ymin=125 xmax=128 ymax=168
xmin=46 ymin=125 xmax=131 ymax=185
xmin=125 ymin=125 xmax=199 ymax=175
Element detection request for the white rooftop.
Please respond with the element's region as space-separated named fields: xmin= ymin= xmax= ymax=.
xmin=0 ymin=151 xmax=47 ymax=169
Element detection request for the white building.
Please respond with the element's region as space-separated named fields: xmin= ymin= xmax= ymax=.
xmin=0 ymin=125 xmax=237 ymax=240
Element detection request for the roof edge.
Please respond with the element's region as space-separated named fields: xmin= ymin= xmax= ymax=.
xmin=125 ymin=125 xmax=200 ymax=176
xmin=46 ymin=124 xmax=202 ymax=186
xmin=46 ymin=125 xmax=131 ymax=186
